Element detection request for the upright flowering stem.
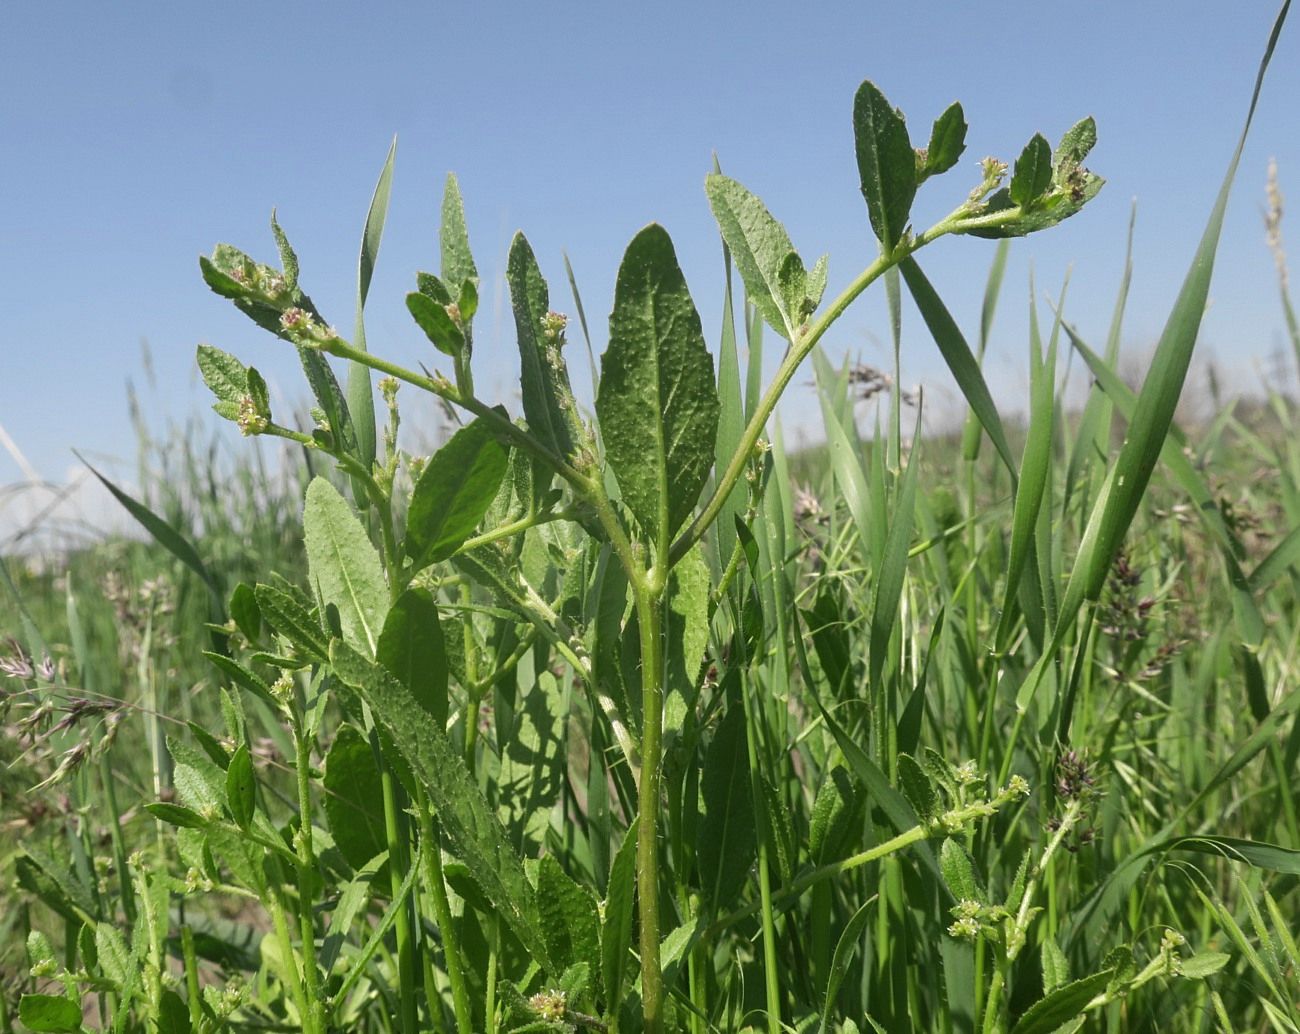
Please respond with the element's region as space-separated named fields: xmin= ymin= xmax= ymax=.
xmin=634 ymin=583 xmax=667 ymax=1033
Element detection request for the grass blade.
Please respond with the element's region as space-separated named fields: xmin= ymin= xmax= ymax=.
xmin=348 ymin=137 xmax=396 ymax=475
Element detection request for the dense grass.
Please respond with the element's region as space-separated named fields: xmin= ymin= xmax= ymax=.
xmin=5 ymin=283 xmax=1300 ymax=1031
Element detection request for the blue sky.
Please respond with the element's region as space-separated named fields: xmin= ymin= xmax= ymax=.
xmin=3 ymin=3 xmax=1298 ymax=520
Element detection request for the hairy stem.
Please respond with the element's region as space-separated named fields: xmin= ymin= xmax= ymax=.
xmin=634 ymin=585 xmax=666 ymax=1033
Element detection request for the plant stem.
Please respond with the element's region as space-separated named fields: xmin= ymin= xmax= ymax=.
xmin=634 ymin=584 xmax=666 ymax=1033
xmin=292 ymin=725 xmax=327 ymax=1034
xmin=706 ymin=823 xmax=927 ymax=940
xmin=378 ymin=756 xmax=417 ymax=1034
xmin=418 ymin=798 xmax=473 ymax=1034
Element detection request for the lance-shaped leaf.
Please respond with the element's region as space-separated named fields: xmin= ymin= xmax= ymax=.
xmin=303 ymin=478 xmax=389 ymax=656
xmin=197 ymin=345 xmax=249 ymax=406
xmin=697 ymin=683 xmax=756 ymax=910
xmin=898 ymin=258 xmax=1016 ymax=476
xmin=377 ymin=588 xmax=448 ymax=725
xmin=596 ymin=224 xmax=719 ymax=552
xmin=1017 ymin=0 xmax=1289 ymax=721
xmin=853 ymin=80 xmax=916 ymax=251
xmin=348 ymin=138 xmax=396 ymax=478
xmin=508 ymin=233 xmax=576 ymax=458
xmin=441 ymin=173 xmax=478 ymax=293
xmin=705 ymin=173 xmax=802 ymax=338
xmin=1010 ymin=133 xmax=1053 ymax=207
xmin=329 ymin=640 xmax=554 ymax=971
xmin=404 ymin=416 xmax=509 ymax=571
xmin=324 ymin=725 xmax=389 ymax=871
xmin=1054 ymin=116 xmax=1097 ymax=168
xmin=407 ymin=290 xmax=465 ymax=358
xmin=922 ymin=101 xmax=967 ymax=180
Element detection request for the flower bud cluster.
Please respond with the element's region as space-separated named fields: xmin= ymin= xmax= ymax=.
xmin=967 ymin=157 xmax=1008 ymax=205
xmin=946 ymin=897 xmax=1010 ymax=940
xmin=279 ymin=307 xmax=339 ymax=348
xmin=271 ymin=671 xmax=296 ymax=710
xmin=236 ymin=395 xmax=269 ymax=436
xmin=934 ymin=772 xmax=1030 ymax=834
xmin=528 ymin=988 xmax=568 ymax=1022
xmin=204 ymin=978 xmax=249 ymax=1020
xmin=540 ymin=309 xmax=568 ymax=346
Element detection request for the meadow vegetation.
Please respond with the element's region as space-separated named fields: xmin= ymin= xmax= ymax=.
xmin=3 ymin=8 xmax=1300 ymax=1031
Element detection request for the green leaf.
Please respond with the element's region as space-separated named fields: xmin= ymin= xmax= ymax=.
xmin=197 ymin=345 xmax=249 ymax=405
xmin=1009 ymin=967 xmax=1115 ymax=1034
xmin=228 ymin=582 xmax=261 ymax=642
xmin=704 ymin=173 xmax=801 ymax=338
xmin=157 ymin=990 xmax=190 ymax=1034
xmin=596 ymin=223 xmax=720 ymax=552
xmin=853 ymin=80 xmax=916 ymax=251
xmin=329 ymin=641 xmax=554 ymax=970
xmin=665 ymin=544 xmax=709 ymax=738
xmin=714 ymin=230 xmax=745 ymax=569
xmin=270 ymin=209 xmax=300 ymax=292
xmin=406 ymin=290 xmax=465 ymax=358
xmin=376 ymin=588 xmax=448 ymax=725
xmin=198 ymin=253 xmax=248 ymax=300
xmin=253 ymin=583 xmax=328 ymax=662
xmin=1180 ymin=952 xmax=1231 ymax=979
xmin=1063 ymin=325 xmax=1263 ymax=650
xmin=809 ymin=766 xmax=860 ymax=863
xmin=457 ymin=276 xmax=479 ymax=321
xmin=896 ymin=753 xmax=936 ymax=822
xmin=815 ymin=698 xmax=941 ymax=881
xmin=18 ymin=994 xmax=82 ymax=1032
xmin=777 ymin=252 xmax=808 ymax=332
xmin=95 ymin=923 xmax=130 ymax=989
xmin=417 ymin=270 xmax=453 ymax=304
xmin=508 ymin=232 xmax=576 ymax=458
xmin=697 ymin=686 xmax=756 ymax=910
xmin=818 ymin=898 xmax=873 ymax=1034
xmin=169 ymin=737 xmax=229 ymax=814
xmin=1249 ymin=522 xmax=1300 ymax=592
xmin=1053 ymin=116 xmax=1097 ymax=168
xmin=869 ymin=400 xmax=921 ymax=693
xmin=303 ymin=477 xmax=389 ymax=655
xmin=996 ymin=281 xmax=1060 ymax=648
xmin=924 ymin=102 xmax=967 ymax=178
xmin=15 ymin=850 xmax=94 ymax=925
xmin=225 ymin=744 xmax=255 ymax=829
xmin=1066 ymin=12 xmax=1285 ymax=617
xmin=324 ymin=725 xmax=389 ymax=872
xmin=144 ymin=802 xmax=209 ymax=829
xmin=246 ymin=366 xmax=271 ymax=419
xmin=404 ymin=417 xmax=509 ymax=571
xmin=79 ymin=456 xmax=221 ymax=601
xmin=1163 ymin=834 xmax=1300 ymax=874
xmin=349 ymin=137 xmax=396 ymax=477
xmin=939 ymin=838 xmax=983 ymax=903
xmin=496 ymin=672 xmax=566 ymax=856
xmin=203 ymin=651 xmax=275 ymax=706
xmin=321 ymin=850 xmax=388 ymax=972
xmin=602 ymin=819 xmax=639 ymax=1007
xmin=1010 ymin=133 xmax=1053 ymax=207
xmin=808 ymin=253 xmax=829 ymax=310
xmin=441 ymin=172 xmax=478 ymax=292
xmin=537 ymin=856 xmax=602 ymax=985
xmin=1041 ymin=938 xmax=1069 ymax=993
xmin=898 ymin=259 xmax=1016 ymax=475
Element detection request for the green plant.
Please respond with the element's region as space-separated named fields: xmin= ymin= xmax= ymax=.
xmin=5 ymin=6 xmax=1299 ymax=1032
xmin=193 ymin=77 xmax=1113 ymax=1033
